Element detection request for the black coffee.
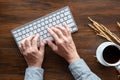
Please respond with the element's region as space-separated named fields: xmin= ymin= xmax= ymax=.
xmin=103 ymin=45 xmax=120 ymax=64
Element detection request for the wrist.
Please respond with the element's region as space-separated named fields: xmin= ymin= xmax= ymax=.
xmin=28 ymin=62 xmax=42 ymax=68
xmin=66 ymin=54 xmax=80 ymax=64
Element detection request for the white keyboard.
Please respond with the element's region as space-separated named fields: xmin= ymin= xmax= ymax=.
xmin=11 ymin=6 xmax=78 ymax=46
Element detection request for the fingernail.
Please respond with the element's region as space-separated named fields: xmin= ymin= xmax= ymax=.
xmin=48 ymin=28 xmax=50 ymax=31
xmin=55 ymin=25 xmax=58 ymax=27
xmin=36 ymin=34 xmax=39 ymax=36
xmin=49 ymin=27 xmax=53 ymax=30
xmin=51 ymin=27 xmax=55 ymax=29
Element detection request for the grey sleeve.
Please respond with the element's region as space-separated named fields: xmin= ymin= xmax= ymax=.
xmin=69 ymin=59 xmax=101 ymax=80
xmin=24 ymin=67 xmax=44 ymax=80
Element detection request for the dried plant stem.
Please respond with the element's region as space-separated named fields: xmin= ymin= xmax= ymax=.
xmin=88 ymin=17 xmax=120 ymax=45
xmin=117 ymin=22 xmax=120 ymax=28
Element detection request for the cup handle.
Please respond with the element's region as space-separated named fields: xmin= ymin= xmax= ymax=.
xmin=115 ymin=64 xmax=120 ymax=70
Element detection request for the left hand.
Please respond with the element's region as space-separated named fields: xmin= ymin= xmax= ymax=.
xmin=19 ymin=34 xmax=45 ymax=67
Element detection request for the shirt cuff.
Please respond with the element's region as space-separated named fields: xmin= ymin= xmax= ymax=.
xmin=68 ymin=59 xmax=101 ymax=80
xmin=26 ymin=66 xmax=44 ymax=73
xmin=25 ymin=67 xmax=44 ymax=80
xmin=69 ymin=58 xmax=91 ymax=72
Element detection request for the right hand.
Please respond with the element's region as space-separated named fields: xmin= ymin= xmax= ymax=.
xmin=46 ymin=24 xmax=80 ymax=64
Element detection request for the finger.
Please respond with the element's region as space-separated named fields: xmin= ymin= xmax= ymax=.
xmin=56 ymin=25 xmax=68 ymax=36
xmin=19 ymin=43 xmax=27 ymax=56
xmin=20 ymin=40 xmax=26 ymax=51
xmin=39 ymin=39 xmax=45 ymax=53
xmin=48 ymin=28 xmax=59 ymax=41
xmin=24 ymin=39 xmax=31 ymax=48
xmin=32 ymin=34 xmax=39 ymax=48
xmin=51 ymin=27 xmax=65 ymax=38
xmin=27 ymin=35 xmax=36 ymax=45
xmin=19 ymin=44 xmax=24 ymax=53
xmin=46 ymin=39 xmax=58 ymax=52
xmin=63 ymin=23 xmax=71 ymax=35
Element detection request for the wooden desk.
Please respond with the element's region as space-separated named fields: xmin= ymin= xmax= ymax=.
xmin=0 ymin=0 xmax=119 ymax=80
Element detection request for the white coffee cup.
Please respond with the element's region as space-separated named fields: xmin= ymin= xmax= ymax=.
xmin=96 ymin=42 xmax=120 ymax=69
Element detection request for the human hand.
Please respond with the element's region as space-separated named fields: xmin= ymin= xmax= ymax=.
xmin=46 ymin=24 xmax=80 ymax=64
xmin=19 ymin=34 xmax=45 ymax=67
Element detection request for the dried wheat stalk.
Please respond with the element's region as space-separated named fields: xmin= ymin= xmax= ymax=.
xmin=117 ymin=22 xmax=120 ymax=28
xmin=88 ymin=17 xmax=120 ymax=45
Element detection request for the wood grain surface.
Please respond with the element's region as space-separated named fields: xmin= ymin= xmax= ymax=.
xmin=0 ymin=0 xmax=120 ymax=80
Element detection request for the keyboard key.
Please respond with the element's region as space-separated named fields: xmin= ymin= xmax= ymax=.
xmin=56 ymin=16 xmax=60 ymax=19
xmin=45 ymin=25 xmax=48 ymax=28
xmin=64 ymin=7 xmax=69 ymax=11
xmin=16 ymin=37 xmax=22 ymax=41
xmin=44 ymin=30 xmax=47 ymax=34
xmin=49 ymin=19 xmax=52 ymax=22
xmin=53 ymin=13 xmax=56 ymax=17
xmin=37 ymin=20 xmax=40 ymax=23
xmin=22 ymin=35 xmax=26 ymax=38
xmin=67 ymin=19 xmax=73 ymax=24
xmin=25 ymin=34 xmax=28 ymax=37
xmin=60 ymin=14 xmax=64 ymax=17
xmin=53 ymin=17 xmax=56 ymax=21
xmin=22 ymin=30 xmax=26 ymax=34
xmin=43 ymin=34 xmax=47 ymax=38
xmin=40 ymin=35 xmax=44 ymax=39
xmin=41 ymin=19 xmax=44 ymax=22
xmin=18 ymin=32 xmax=22 ymax=36
xmin=57 ymin=12 xmax=60 ymax=15
xmin=21 ymin=27 xmax=25 ymax=30
xmin=73 ymin=27 xmax=78 ymax=31
xmin=61 ymin=10 xmax=64 ymax=13
xmin=33 ymin=22 xmax=37 ymax=25
xmin=58 ymin=23 xmax=62 ymax=27
xmin=47 ymin=33 xmax=50 ymax=37
xmin=48 ymin=23 xmax=52 ymax=27
xmin=64 ymin=11 xmax=70 ymax=16
xmin=41 ymin=22 xmax=45 ymax=26
xmin=45 ymin=17 xmax=48 ymax=20
xmin=40 ymin=32 xmax=43 ymax=35
xmin=12 ymin=31 xmax=17 ymax=34
xmin=41 ymin=27 xmax=44 ymax=30
xmin=49 ymin=15 xmax=52 ymax=18
xmin=37 ymin=24 xmax=41 ymax=27
xmin=33 ymin=26 xmax=37 ymax=29
xmin=29 ymin=24 xmax=32 ymax=27
xmin=52 ymin=22 xmax=56 ymax=25
xmin=68 ymin=15 xmax=72 ymax=19
xmin=68 ymin=22 xmax=75 ymax=27
xmin=64 ymin=17 xmax=67 ymax=20
xmin=56 ymin=20 xmax=60 ymax=24
xmin=14 ymin=34 xmax=18 ymax=37
xmin=29 ymin=32 xmax=33 ymax=35
xmin=17 ymin=29 xmax=21 ymax=32
xmin=60 ymin=18 xmax=64 ymax=22
xmin=30 ymin=27 xmax=33 ymax=31
xmin=33 ymin=30 xmax=37 ymax=34
xmin=45 ymin=20 xmax=48 ymax=24
xmin=37 ymin=28 xmax=41 ymax=32
xmin=25 ymin=26 xmax=29 ymax=29
xmin=26 ymin=29 xmax=29 ymax=32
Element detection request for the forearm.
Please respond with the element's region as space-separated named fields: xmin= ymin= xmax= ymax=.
xmin=24 ymin=67 xmax=44 ymax=80
xmin=69 ymin=59 xmax=101 ymax=80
